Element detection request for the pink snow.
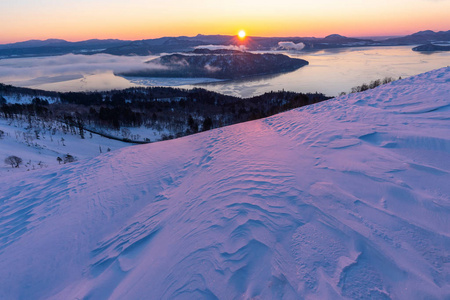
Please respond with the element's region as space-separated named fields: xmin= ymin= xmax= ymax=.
xmin=0 ymin=67 xmax=449 ymax=299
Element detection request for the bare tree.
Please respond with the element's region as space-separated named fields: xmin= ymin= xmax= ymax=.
xmin=5 ymin=155 xmax=23 ymax=168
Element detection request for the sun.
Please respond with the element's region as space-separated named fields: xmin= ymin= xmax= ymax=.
xmin=238 ymin=30 xmax=246 ymax=39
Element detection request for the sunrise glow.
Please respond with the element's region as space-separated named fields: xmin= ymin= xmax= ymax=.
xmin=238 ymin=30 xmax=246 ymax=39
xmin=0 ymin=0 xmax=449 ymax=43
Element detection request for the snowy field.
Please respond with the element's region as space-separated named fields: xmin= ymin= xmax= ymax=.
xmin=0 ymin=67 xmax=449 ymax=299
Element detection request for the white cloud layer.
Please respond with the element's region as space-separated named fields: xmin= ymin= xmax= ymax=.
xmin=0 ymin=54 xmax=165 ymax=83
xmin=194 ymin=45 xmax=247 ymax=51
xmin=277 ymin=42 xmax=305 ymax=51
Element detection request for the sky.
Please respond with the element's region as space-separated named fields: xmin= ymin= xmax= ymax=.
xmin=0 ymin=0 xmax=449 ymax=43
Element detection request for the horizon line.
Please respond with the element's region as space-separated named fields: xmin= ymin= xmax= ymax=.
xmin=0 ymin=32 xmax=424 ymax=45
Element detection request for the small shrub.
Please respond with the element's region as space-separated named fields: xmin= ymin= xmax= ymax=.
xmin=63 ymin=154 xmax=76 ymax=164
xmin=351 ymin=77 xmax=396 ymax=94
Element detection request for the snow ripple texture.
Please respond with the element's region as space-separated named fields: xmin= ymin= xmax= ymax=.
xmin=0 ymin=67 xmax=449 ymax=299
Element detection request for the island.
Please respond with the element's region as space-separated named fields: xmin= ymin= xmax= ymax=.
xmin=118 ymin=49 xmax=309 ymax=80
xmin=412 ymin=43 xmax=450 ymax=52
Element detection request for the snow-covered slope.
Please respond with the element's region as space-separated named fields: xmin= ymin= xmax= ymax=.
xmin=1 ymin=67 xmax=449 ymax=299
xmin=0 ymin=119 xmax=134 ymax=175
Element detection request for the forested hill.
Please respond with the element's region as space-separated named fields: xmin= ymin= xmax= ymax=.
xmin=120 ymin=50 xmax=309 ymax=79
xmin=1 ymin=83 xmax=329 ymax=143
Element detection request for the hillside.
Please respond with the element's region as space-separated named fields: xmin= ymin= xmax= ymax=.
xmin=0 ymin=117 xmax=141 ymax=175
xmin=0 ymin=84 xmax=327 ymax=157
xmin=0 ymin=67 xmax=449 ymax=299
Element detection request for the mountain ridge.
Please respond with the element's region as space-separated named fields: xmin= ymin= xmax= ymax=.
xmin=1 ymin=30 xmax=449 ymax=58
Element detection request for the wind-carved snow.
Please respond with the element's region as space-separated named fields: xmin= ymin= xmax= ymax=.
xmin=0 ymin=67 xmax=449 ymax=299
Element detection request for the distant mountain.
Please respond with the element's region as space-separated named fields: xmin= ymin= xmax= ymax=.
xmin=1 ymin=30 xmax=449 ymax=58
xmin=119 ymin=50 xmax=309 ymax=79
xmin=301 ymin=34 xmax=377 ymax=50
xmin=0 ymin=39 xmax=130 ymax=58
xmin=102 ymin=38 xmax=209 ymax=56
xmin=102 ymin=34 xmax=379 ymax=55
xmin=381 ymin=30 xmax=450 ymax=45
xmin=0 ymin=39 xmax=69 ymax=49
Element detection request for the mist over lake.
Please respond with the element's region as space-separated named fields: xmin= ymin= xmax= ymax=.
xmin=0 ymin=46 xmax=448 ymax=97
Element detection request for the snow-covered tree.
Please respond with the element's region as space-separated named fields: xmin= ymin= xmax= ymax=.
xmin=5 ymin=155 xmax=23 ymax=168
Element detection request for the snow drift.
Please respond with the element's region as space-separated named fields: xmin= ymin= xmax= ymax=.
xmin=1 ymin=67 xmax=449 ymax=299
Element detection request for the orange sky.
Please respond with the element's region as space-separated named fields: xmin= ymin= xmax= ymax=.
xmin=1 ymin=0 xmax=449 ymax=43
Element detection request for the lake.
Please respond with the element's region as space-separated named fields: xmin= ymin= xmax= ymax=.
xmin=0 ymin=46 xmax=448 ymax=97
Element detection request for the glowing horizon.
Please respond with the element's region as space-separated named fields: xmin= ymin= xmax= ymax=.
xmin=1 ymin=0 xmax=449 ymax=44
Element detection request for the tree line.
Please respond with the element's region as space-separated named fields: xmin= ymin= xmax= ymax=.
xmin=1 ymin=84 xmax=330 ymax=143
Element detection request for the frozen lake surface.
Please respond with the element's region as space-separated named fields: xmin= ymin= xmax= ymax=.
xmin=0 ymin=46 xmax=448 ymax=97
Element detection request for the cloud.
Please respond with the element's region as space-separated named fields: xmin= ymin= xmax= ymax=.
xmin=194 ymin=44 xmax=247 ymax=51
xmin=168 ymin=57 xmax=189 ymax=67
xmin=277 ymin=41 xmax=305 ymax=51
xmin=0 ymin=53 xmax=166 ymax=84
xmin=204 ymin=64 xmax=220 ymax=73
